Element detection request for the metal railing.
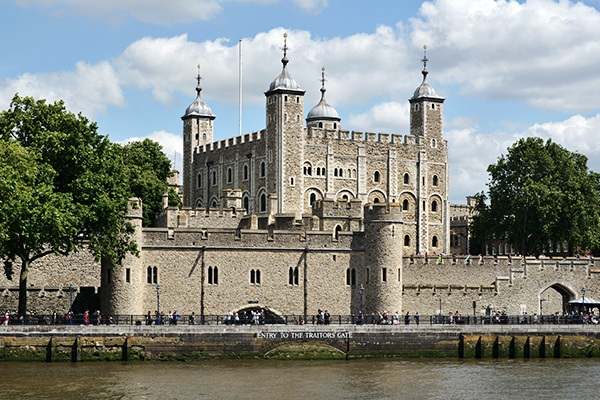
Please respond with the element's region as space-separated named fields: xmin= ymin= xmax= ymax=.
xmin=1 ymin=313 xmax=597 ymax=326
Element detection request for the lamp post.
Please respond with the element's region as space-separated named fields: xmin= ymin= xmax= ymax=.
xmin=157 ymin=285 xmax=161 ymax=325
xmin=360 ymin=284 xmax=364 ymax=325
xmin=69 ymin=284 xmax=73 ymax=325
xmin=582 ymin=287 xmax=586 ymax=325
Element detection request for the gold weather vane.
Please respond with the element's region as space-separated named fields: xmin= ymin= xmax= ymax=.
xmin=319 ymin=66 xmax=327 ymax=88
xmin=195 ymin=64 xmax=204 ymax=85
xmin=420 ymin=45 xmax=429 ymax=69
xmin=280 ymin=33 xmax=289 ymax=58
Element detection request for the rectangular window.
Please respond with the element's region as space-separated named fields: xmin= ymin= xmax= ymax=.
xmin=126 ymin=268 xmax=130 ymax=283
xmin=382 ymin=268 xmax=387 ymax=282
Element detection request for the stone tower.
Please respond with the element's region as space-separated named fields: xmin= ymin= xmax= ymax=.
xmin=363 ymin=203 xmax=403 ymax=315
xmin=101 ymin=198 xmax=144 ymax=316
xmin=264 ymin=33 xmax=306 ymax=218
xmin=408 ymin=46 xmax=447 ymax=254
xmin=182 ymin=66 xmax=216 ymax=208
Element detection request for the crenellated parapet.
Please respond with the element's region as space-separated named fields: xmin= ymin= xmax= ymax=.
xmin=197 ymin=129 xmax=265 ymax=154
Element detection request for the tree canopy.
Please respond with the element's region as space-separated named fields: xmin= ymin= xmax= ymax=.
xmin=470 ymin=137 xmax=600 ymax=256
xmin=0 ymin=94 xmax=173 ymax=315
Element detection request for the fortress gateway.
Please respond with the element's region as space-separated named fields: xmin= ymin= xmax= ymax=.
xmin=1 ymin=41 xmax=598 ymax=318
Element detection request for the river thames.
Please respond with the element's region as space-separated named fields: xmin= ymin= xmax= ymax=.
xmin=1 ymin=358 xmax=597 ymax=399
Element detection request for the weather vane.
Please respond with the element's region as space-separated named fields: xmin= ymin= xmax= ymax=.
xmin=320 ymin=66 xmax=327 ymax=89
xmin=195 ymin=64 xmax=203 ymax=86
xmin=280 ymin=33 xmax=289 ymax=58
xmin=420 ymin=45 xmax=429 ymax=69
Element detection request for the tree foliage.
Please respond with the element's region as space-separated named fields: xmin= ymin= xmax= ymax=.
xmin=0 ymin=94 xmax=138 ymax=315
xmin=470 ymin=137 xmax=600 ymax=256
xmin=116 ymin=139 xmax=173 ymax=227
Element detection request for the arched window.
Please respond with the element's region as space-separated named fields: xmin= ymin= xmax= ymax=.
xmin=404 ymin=235 xmax=410 ymax=246
xmin=250 ymin=269 xmax=256 ymax=284
xmin=431 ymin=200 xmax=438 ymax=212
xmin=197 ymin=174 xmax=202 ymax=188
xmin=351 ymin=268 xmax=356 ymax=286
xmin=316 ymin=167 xmax=321 ymax=176
xmin=208 ymin=266 xmax=213 ymax=284
xmin=309 ymin=193 xmax=317 ymax=206
xmin=227 ymin=167 xmax=232 ymax=183
xmin=243 ymin=165 xmax=248 ymax=181
xmin=404 ymin=173 xmax=409 ymax=184
xmin=432 ymin=236 xmax=438 ymax=248
xmin=147 ymin=266 xmax=152 ymax=284
xmin=335 ymin=225 xmax=342 ymax=240
xmin=347 ymin=169 xmax=351 ymax=177
xmin=431 ymin=139 xmax=437 ymax=148
xmin=255 ymin=269 xmax=260 ymax=284
xmin=303 ymin=162 xmax=312 ymax=176
xmin=212 ymin=170 xmax=217 ymax=185
xmin=243 ymin=196 xmax=249 ymax=212
xmin=293 ymin=267 xmax=298 ymax=285
xmin=334 ymin=169 xmax=338 ymax=177
xmin=433 ymin=175 xmax=438 ymax=186
xmin=402 ymin=199 xmax=409 ymax=211
xmin=374 ymin=171 xmax=380 ymax=183
xmin=260 ymin=193 xmax=267 ymax=212
xmin=211 ymin=199 xmax=218 ymax=208
xmin=346 ymin=268 xmax=350 ymax=285
xmin=289 ymin=268 xmax=294 ymax=285
xmin=373 ymin=198 xmax=380 ymax=203
xmin=153 ymin=267 xmax=158 ymax=284
xmin=342 ymin=194 xmax=349 ymax=200
xmin=319 ymin=122 xmax=323 ymax=128
xmin=260 ymin=162 xmax=266 ymax=177
xmin=213 ymin=266 xmax=219 ymax=284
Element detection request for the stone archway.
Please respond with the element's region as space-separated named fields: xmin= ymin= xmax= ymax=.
xmin=539 ymin=283 xmax=576 ymax=316
xmin=232 ymin=304 xmax=286 ymax=324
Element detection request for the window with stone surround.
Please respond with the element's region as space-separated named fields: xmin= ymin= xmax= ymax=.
xmin=227 ymin=167 xmax=233 ymax=183
xmin=403 ymin=199 xmax=409 ymax=211
xmin=382 ymin=268 xmax=387 ymax=282
xmin=260 ymin=161 xmax=266 ymax=177
xmin=126 ymin=268 xmax=130 ymax=283
xmin=432 ymin=236 xmax=438 ymax=248
xmin=404 ymin=173 xmax=409 ymax=184
xmin=260 ymin=193 xmax=267 ymax=213
xmin=374 ymin=171 xmax=380 ymax=183
xmin=243 ymin=165 xmax=249 ymax=181
xmin=208 ymin=266 xmax=218 ymax=285
xmin=250 ymin=269 xmax=261 ymax=284
xmin=197 ymin=173 xmax=202 ymax=188
xmin=431 ymin=200 xmax=438 ymax=212
xmin=289 ymin=267 xmax=299 ymax=285
xmin=433 ymin=175 xmax=438 ymax=186
xmin=212 ymin=170 xmax=217 ymax=185
xmin=243 ymin=195 xmax=249 ymax=212
xmin=303 ymin=162 xmax=312 ymax=176
xmin=404 ymin=235 xmax=410 ymax=246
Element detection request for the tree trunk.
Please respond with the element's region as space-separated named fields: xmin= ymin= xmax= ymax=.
xmin=18 ymin=259 xmax=29 ymax=317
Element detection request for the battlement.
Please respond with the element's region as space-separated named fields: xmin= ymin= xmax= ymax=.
xmin=312 ymin=197 xmax=363 ymax=219
xmin=197 ymin=129 xmax=265 ymax=154
xmin=363 ymin=202 xmax=402 ymax=222
xmin=126 ymin=197 xmax=143 ymax=219
xmin=305 ymin=126 xmax=421 ymax=146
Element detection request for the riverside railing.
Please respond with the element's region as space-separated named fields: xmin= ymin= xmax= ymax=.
xmin=2 ymin=313 xmax=596 ymax=326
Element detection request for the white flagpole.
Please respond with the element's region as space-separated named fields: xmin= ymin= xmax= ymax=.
xmin=239 ymin=38 xmax=242 ymax=136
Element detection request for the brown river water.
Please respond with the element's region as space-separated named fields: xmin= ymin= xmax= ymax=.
xmin=1 ymin=358 xmax=597 ymax=399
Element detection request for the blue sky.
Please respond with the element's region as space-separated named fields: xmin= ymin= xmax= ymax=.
xmin=3 ymin=0 xmax=600 ymax=203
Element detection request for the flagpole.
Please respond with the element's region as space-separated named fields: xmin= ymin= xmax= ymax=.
xmin=239 ymin=38 xmax=242 ymax=136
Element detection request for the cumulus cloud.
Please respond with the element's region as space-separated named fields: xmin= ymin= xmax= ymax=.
xmin=447 ymin=113 xmax=600 ymax=203
xmin=346 ymin=102 xmax=410 ymax=134
xmin=14 ymin=0 xmax=329 ymax=25
xmin=0 ymin=60 xmax=125 ymax=118
xmin=118 ymin=130 xmax=183 ymax=173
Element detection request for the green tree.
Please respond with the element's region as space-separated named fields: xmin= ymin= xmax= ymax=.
xmin=0 ymin=94 xmax=137 ymax=315
xmin=470 ymin=137 xmax=600 ymax=256
xmin=117 ymin=139 xmax=173 ymax=227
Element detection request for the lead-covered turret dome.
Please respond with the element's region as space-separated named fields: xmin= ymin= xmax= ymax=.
xmin=182 ymin=67 xmax=215 ymax=119
xmin=307 ymin=67 xmax=340 ymax=123
xmin=266 ymin=33 xmax=304 ymax=94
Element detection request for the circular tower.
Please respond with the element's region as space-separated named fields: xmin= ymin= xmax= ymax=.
xmin=363 ymin=203 xmax=403 ymax=315
xmin=101 ymin=197 xmax=144 ymax=316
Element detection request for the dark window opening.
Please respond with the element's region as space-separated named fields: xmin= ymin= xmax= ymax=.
xmin=126 ymin=268 xmax=130 ymax=283
xmin=404 ymin=235 xmax=410 ymax=246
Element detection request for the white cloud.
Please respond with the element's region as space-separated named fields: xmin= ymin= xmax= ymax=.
xmin=346 ymin=102 xmax=410 ymax=134
xmin=0 ymin=60 xmax=125 ymax=118
xmin=15 ymin=0 xmax=329 ymax=25
xmin=447 ymin=113 xmax=600 ymax=204
xmin=118 ymin=130 xmax=183 ymax=173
